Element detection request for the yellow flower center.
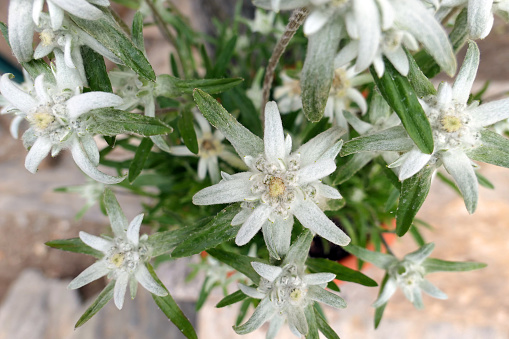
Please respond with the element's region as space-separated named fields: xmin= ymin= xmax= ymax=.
xmin=290 ymin=288 xmax=303 ymax=301
xmin=331 ymin=69 xmax=350 ymax=98
xmin=441 ymin=115 xmax=462 ymax=133
xmin=268 ymin=177 xmax=286 ymax=198
xmin=201 ymin=139 xmax=216 ymax=151
xmin=110 ymin=253 xmax=125 ymax=268
xmin=30 ymin=112 xmax=54 ymax=130
xmin=39 ymin=30 xmax=55 ymax=47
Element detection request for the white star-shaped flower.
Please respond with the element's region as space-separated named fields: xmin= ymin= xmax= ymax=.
xmin=68 ymin=192 xmax=167 ymax=309
xmin=193 ymin=102 xmax=350 ymax=259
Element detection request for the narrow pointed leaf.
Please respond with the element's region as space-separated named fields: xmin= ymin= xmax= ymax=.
xmin=87 ymin=108 xmax=173 ymax=136
xmin=396 ymin=165 xmax=434 ymax=236
xmin=45 ymin=238 xmax=103 ymax=258
xmin=171 ymin=204 xmax=242 ymax=258
xmin=371 ymin=60 xmax=434 ymax=154
xmin=344 ymin=244 xmax=396 ymax=269
xmin=304 ymin=304 xmax=319 ymax=339
xmin=131 ymin=11 xmax=145 ymax=51
xmin=374 ymin=274 xmax=390 ymax=329
xmin=156 ymin=75 xmax=243 ymax=97
xmin=405 ymin=48 xmax=436 ymax=98
xmin=306 ymin=258 xmax=377 ymax=287
xmin=466 ymin=129 xmax=509 ymax=168
xmin=207 ymin=248 xmax=267 ymax=284
xmin=128 ymin=137 xmax=154 ymax=183
xmin=81 ymin=45 xmax=113 ymax=93
xmin=216 ymin=289 xmax=248 ymax=308
xmin=422 ymin=258 xmax=487 ymax=273
xmin=314 ymin=307 xmax=340 ymax=339
xmin=147 ymin=264 xmax=198 ymax=339
xmin=75 ymin=280 xmax=115 ymax=328
xmin=178 ymin=109 xmax=199 ymax=155
xmin=340 ymin=126 xmax=414 ymax=156
xmin=334 ymin=152 xmax=375 ymax=185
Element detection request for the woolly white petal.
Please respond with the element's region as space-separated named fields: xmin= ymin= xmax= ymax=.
xmin=192 ymin=172 xmax=254 ymax=205
xmin=127 ymin=213 xmax=144 ymax=246
xmin=303 ymin=9 xmax=333 ymax=36
xmin=34 ymin=75 xmax=52 ymax=105
xmin=70 ymin=137 xmax=127 ymax=184
xmin=419 ymin=279 xmax=448 ymax=299
xmin=286 ymin=306 xmax=308 ymax=336
xmin=334 ymin=41 xmax=359 ymax=69
xmin=80 ymin=134 xmax=100 ymax=167
xmin=236 ymin=204 xmax=273 ymax=246
xmin=266 ymin=314 xmax=285 ymax=339
xmin=297 ymin=127 xmax=342 ymax=166
xmin=10 ymin=116 xmax=24 ymax=139
xmin=298 ymin=158 xmax=336 ymax=184
xmin=469 ymin=98 xmax=509 ymax=127
xmin=354 ymin=0 xmax=381 ymax=72
xmin=468 ymin=0 xmax=494 ymax=39
xmin=238 ymin=283 xmax=265 ymax=299
xmin=404 ymin=243 xmax=435 ymax=263
xmin=8 ymin=0 xmax=35 ymax=62
xmin=25 ymin=137 xmax=52 ymax=174
xmin=67 ymin=92 xmax=123 ymax=119
xmin=346 ymin=87 xmax=368 ymax=114
xmin=114 ymin=272 xmax=129 ymax=310
xmin=232 ymin=208 xmax=254 ymax=226
xmin=79 ymin=231 xmax=112 ymax=252
xmin=262 ymin=217 xmax=293 ymax=259
xmin=307 ymin=285 xmax=347 ymax=309
xmin=68 ymin=261 xmax=109 ymax=289
xmin=234 ymin=297 xmax=277 ymax=335
xmin=32 ymin=0 xmax=45 ymax=25
xmin=135 ymin=264 xmax=168 ymax=296
xmin=264 ymin=102 xmax=286 ymax=163
xmin=171 ymin=146 xmax=194 ymax=156
xmin=378 ymin=0 xmax=395 ymax=30
xmin=452 ymin=41 xmax=479 ymax=104
xmin=293 ymin=200 xmax=350 ymax=246
xmin=303 ymin=273 xmax=336 ymax=285
xmin=442 ymin=149 xmax=478 ymax=214
xmin=50 ymin=0 xmax=103 ymax=20
xmin=197 ymin=157 xmax=207 ymax=180
xmin=385 ymin=47 xmax=410 ymax=76
xmin=398 ymin=149 xmax=432 ymax=181
xmin=47 ymin=0 xmax=65 ymax=30
xmin=207 ymin=156 xmax=220 ymax=183
xmin=251 ymin=262 xmax=282 ymax=282
xmin=316 ymin=183 xmax=342 ymax=199
xmin=372 ymin=277 xmax=398 ymax=308
xmin=0 ymin=74 xmax=38 ymax=113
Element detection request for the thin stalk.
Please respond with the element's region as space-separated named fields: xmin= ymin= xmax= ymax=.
xmin=380 ymin=235 xmax=395 ymax=256
xmin=260 ymin=7 xmax=309 ymax=124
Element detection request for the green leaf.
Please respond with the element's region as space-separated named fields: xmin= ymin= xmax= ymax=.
xmin=132 ymin=11 xmax=145 ymax=51
xmin=207 ymin=248 xmax=266 ymax=284
xmin=81 ymin=45 xmax=113 ymax=93
xmin=87 ymin=108 xmax=173 ymax=137
xmin=75 ymin=280 xmax=115 ymax=328
xmin=437 ymin=171 xmax=461 ymax=195
xmin=216 ymin=289 xmax=248 ymax=308
xmin=0 ymin=22 xmax=8 ymax=46
xmin=396 ymin=165 xmax=434 ymax=236
xmin=111 ymin=0 xmax=142 ymax=10
xmin=305 ymin=258 xmax=378 ymax=287
xmin=221 ymin=86 xmax=263 ymax=137
xmin=196 ymin=277 xmax=213 ymax=311
xmin=70 ymin=9 xmax=155 ymax=81
xmin=304 ymin=304 xmax=320 ymax=339
xmin=193 ymin=89 xmax=263 ymax=158
xmin=178 ymin=109 xmax=199 ymax=154
xmin=235 ymin=298 xmax=252 ymax=327
xmin=22 ymin=59 xmax=55 ymax=84
xmin=148 ymin=264 xmax=198 ymax=339
xmin=314 ymin=307 xmax=340 ymax=339
xmin=283 ymin=230 xmax=314 ymax=267
xmin=128 ymin=137 xmax=154 ymax=183
xmin=374 ymin=274 xmax=389 ymax=329
xmin=405 ymin=48 xmax=436 ymax=98
xmin=334 ymin=153 xmax=375 ymax=185
xmin=476 ymin=171 xmax=494 ymax=189
xmin=466 ymin=129 xmax=509 ymax=168
xmin=371 ymin=60 xmax=434 ymax=154
xmin=171 ymin=204 xmax=242 ymax=258
xmin=423 ymin=258 xmax=487 ymax=273
xmin=343 ymin=244 xmax=396 ymax=269
xmin=409 ymin=225 xmax=426 ymax=247
xmin=147 ymin=221 xmax=206 ymax=257
xmin=301 ymin=20 xmax=342 ymax=122
xmin=45 ymin=237 xmax=103 ymax=258
xmin=340 ymin=126 xmax=414 ymax=156
xmin=210 ymin=35 xmax=237 ymax=78
xmin=156 ymin=74 xmax=243 ymax=97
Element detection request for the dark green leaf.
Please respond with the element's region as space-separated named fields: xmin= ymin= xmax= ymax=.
xmin=396 ymin=165 xmax=434 ymax=236
xmin=87 ymin=108 xmax=173 ymax=136
xmin=409 ymin=225 xmax=426 ymax=247
xmin=171 ymin=204 xmax=242 ymax=258
xmin=148 ymin=264 xmax=198 ymax=339
xmin=437 ymin=172 xmax=461 ymax=195
xmin=70 ymin=9 xmax=155 ymax=81
xmin=374 ymin=274 xmax=389 ymax=329
xmin=196 ymin=277 xmax=213 ymax=311
xmin=111 ymin=0 xmax=142 ymax=9
xmin=156 ymin=74 xmax=243 ymax=97
xmin=75 ymin=280 xmax=115 ymax=328
xmin=314 ymin=307 xmax=340 ymax=339
xmin=304 ymin=304 xmax=319 ymax=339
xmin=340 ymin=126 xmax=414 ymax=156
xmin=301 ymin=20 xmax=341 ymax=122
xmin=371 ymin=60 xmax=434 ymax=154
xmin=81 ymin=46 xmax=113 ymax=93
xmin=104 ymin=136 xmax=116 ymax=147
xmin=207 ymin=248 xmax=266 ymax=284
xmin=132 ymin=11 xmax=145 ymax=51
xmin=147 ymin=220 xmax=206 ymax=257
xmin=22 ymin=59 xmax=55 ymax=84
xmin=178 ymin=109 xmax=199 ymax=154
xmin=222 ymin=86 xmax=263 ymax=137
xmin=211 ymin=35 xmax=237 ymax=78
xmin=235 ymin=298 xmax=252 ymax=327
xmin=423 ymin=258 xmax=487 ymax=273
xmin=128 ymin=137 xmax=154 ymax=183
xmin=476 ymin=171 xmax=494 ymax=189
xmin=334 ymin=153 xmax=375 ymax=185
xmin=216 ymin=289 xmax=248 ymax=308
xmin=306 ymin=258 xmax=378 ymax=287
xmin=45 ymin=237 xmax=103 ymax=258
xmin=405 ymin=48 xmax=436 ymax=98
xmin=466 ymin=129 xmax=509 ymax=168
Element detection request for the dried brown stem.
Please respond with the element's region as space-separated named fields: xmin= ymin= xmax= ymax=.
xmin=260 ymin=7 xmax=309 ymax=125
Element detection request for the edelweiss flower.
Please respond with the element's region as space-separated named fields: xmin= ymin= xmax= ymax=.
xmin=68 ymin=190 xmax=167 ymax=309
xmin=440 ymin=0 xmax=509 ymax=39
xmin=193 ymin=102 xmax=350 ymax=259
xmin=235 ymin=234 xmax=346 ymax=337
xmin=170 ymin=111 xmax=245 ymax=183
xmin=386 ymin=41 xmax=509 ymax=213
xmin=9 ymin=0 xmax=110 ymax=62
xmin=254 ymin=0 xmax=456 ymax=76
xmin=273 ymin=72 xmax=303 ymax=114
xmin=0 ymin=70 xmax=33 ymax=139
xmin=0 ymin=66 xmax=125 ymax=184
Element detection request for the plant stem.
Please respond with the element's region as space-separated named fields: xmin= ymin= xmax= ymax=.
xmin=380 ymin=235 xmax=395 ymax=256
xmin=260 ymin=7 xmax=309 ymax=125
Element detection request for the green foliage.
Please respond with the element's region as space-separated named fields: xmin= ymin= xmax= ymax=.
xmin=45 ymin=238 xmax=103 ymax=258
xmin=75 ymin=280 xmax=115 ymax=328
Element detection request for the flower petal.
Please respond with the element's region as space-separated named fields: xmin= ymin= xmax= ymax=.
xmin=334 ymin=41 xmax=359 ymax=69
xmin=303 ymin=9 xmax=333 ymax=36
xmin=197 ymin=157 xmax=207 ymax=180
xmin=238 ymin=283 xmax=265 ymax=299
xmin=67 ymin=92 xmax=123 ymax=119
xmin=452 ymin=41 xmax=479 ymax=105
xmin=442 ymin=149 xmax=478 ymax=214
xmin=70 ymin=137 xmax=127 ymax=184
xmin=25 ymin=137 xmax=52 ymax=174
xmin=80 ymin=134 xmax=100 ymax=167
xmin=236 ymin=204 xmax=273 ymax=246
xmin=50 ymin=0 xmax=103 ymax=20
xmin=127 ymin=213 xmax=144 ymax=246
xmin=298 ymin=159 xmax=336 ymax=185
xmin=469 ymin=98 xmax=509 ymax=127
xmin=232 ymin=207 xmax=254 ymax=226
xmin=264 ymin=101 xmax=286 ymax=163
xmin=354 ymin=0 xmax=381 ymax=72
xmin=135 ymin=264 xmax=168 ymax=296
xmin=10 ymin=116 xmax=24 ymax=139
xmin=234 ymin=297 xmax=276 ymax=335
xmin=419 ymin=279 xmax=448 ymax=299
xmin=8 ymin=0 xmax=35 ymax=62
xmin=293 ymin=200 xmax=350 ymax=246
xmin=468 ymin=0 xmax=494 ymax=39
xmin=170 ymin=146 xmax=194 ymax=156
xmin=34 ymin=74 xmax=52 ymax=104
xmin=296 ymin=126 xmax=343 ymax=166
xmin=0 ymin=74 xmax=38 ymax=113
xmin=385 ymin=47 xmax=410 ymax=76
xmin=316 ymin=183 xmax=342 ymax=199
xmin=303 ymin=273 xmax=336 ymax=285
xmin=411 ymin=287 xmax=424 ymax=309
xmin=32 ymin=0 xmax=45 ymax=25
xmin=266 ymin=314 xmax=285 ymax=339
xmin=79 ymin=231 xmax=112 ymax=252
xmin=68 ymin=260 xmax=109 ymax=289
xmin=251 ymin=262 xmax=282 ymax=282
xmin=207 ymin=156 xmax=220 ymax=183
xmin=307 ymin=285 xmax=347 ymax=309
xmin=47 ymin=0 xmax=64 ymax=30
xmin=262 ymin=217 xmax=293 ymax=259
xmin=192 ymin=172 xmax=254 ymax=205
xmin=404 ymin=243 xmax=435 ymax=264
xmin=398 ymin=149 xmax=432 ymax=181
xmin=372 ymin=277 xmax=398 ymax=308
xmin=286 ymin=306 xmax=308 ymax=336
xmin=114 ymin=272 xmax=129 ymax=310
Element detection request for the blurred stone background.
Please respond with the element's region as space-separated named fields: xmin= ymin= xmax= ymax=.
xmin=0 ymin=1 xmax=508 ymax=338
